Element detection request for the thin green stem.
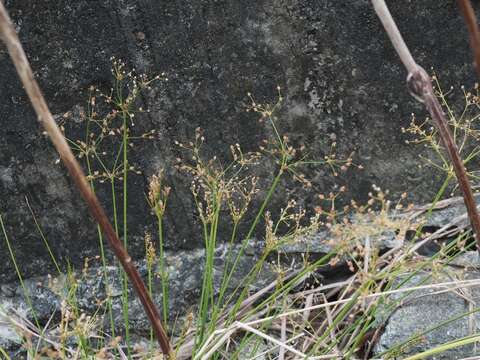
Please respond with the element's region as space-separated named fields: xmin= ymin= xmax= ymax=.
xmin=121 ymin=108 xmax=131 ymax=357
xmin=85 ymin=137 xmax=116 ymax=340
xmin=0 ymin=213 xmax=40 ymax=330
xmin=25 ymin=197 xmax=61 ymax=275
xmin=220 ymin=169 xmax=284 ymax=311
xmin=157 ymin=216 xmax=169 ymax=328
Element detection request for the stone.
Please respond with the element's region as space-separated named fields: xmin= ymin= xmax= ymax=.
xmin=1 ymin=198 xmax=476 ymax=355
xmin=0 ymin=209 xmax=414 ymax=353
xmin=238 ymin=339 xmax=269 ymax=360
xmin=0 ymin=240 xmax=277 ymax=352
xmin=0 ymin=306 xmax=23 ymax=352
xmin=373 ymin=252 xmax=480 ymax=359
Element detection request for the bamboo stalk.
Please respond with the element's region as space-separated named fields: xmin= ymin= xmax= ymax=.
xmin=0 ymin=2 xmax=173 ymax=356
xmin=372 ymin=0 xmax=480 ymax=252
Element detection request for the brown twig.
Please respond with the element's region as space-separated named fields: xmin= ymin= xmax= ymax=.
xmin=372 ymin=0 xmax=480 ymax=253
xmin=458 ymin=0 xmax=480 ymax=78
xmin=0 ymin=2 xmax=173 ymax=356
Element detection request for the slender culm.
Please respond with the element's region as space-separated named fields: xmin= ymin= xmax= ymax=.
xmin=372 ymin=0 xmax=480 ymax=254
xmin=0 ymin=2 xmax=173 ymax=356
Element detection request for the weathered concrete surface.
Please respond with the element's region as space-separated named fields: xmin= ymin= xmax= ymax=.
xmin=0 ymin=191 xmax=477 ymax=356
xmin=0 ymin=0 xmax=478 ymax=280
xmin=0 ymin=240 xmax=273 ymax=353
xmin=374 ymin=253 xmax=480 ymax=359
xmin=0 ymin=222 xmax=411 ymax=354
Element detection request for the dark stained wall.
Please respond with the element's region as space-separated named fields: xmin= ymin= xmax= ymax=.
xmin=0 ymin=0 xmax=476 ymax=280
